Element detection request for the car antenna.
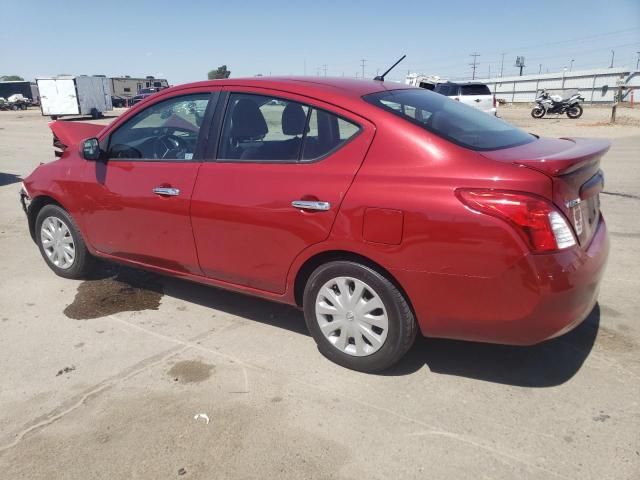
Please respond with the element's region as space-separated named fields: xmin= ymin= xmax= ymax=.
xmin=374 ymin=55 xmax=407 ymax=81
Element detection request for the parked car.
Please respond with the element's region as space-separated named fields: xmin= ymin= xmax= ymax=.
xmin=0 ymin=94 xmax=30 ymax=110
xmin=434 ymin=81 xmax=497 ymax=115
xmin=20 ymin=77 xmax=609 ymax=372
xmin=130 ymin=87 xmax=165 ymax=105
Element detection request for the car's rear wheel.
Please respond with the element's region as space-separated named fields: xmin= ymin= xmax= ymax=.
xmin=303 ymin=261 xmax=417 ymax=372
xmin=531 ymin=107 xmax=545 ymax=118
xmin=35 ymin=204 xmax=94 ymax=279
xmin=566 ymin=105 xmax=583 ymax=119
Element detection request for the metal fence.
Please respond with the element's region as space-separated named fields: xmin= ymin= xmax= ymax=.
xmin=473 ymin=67 xmax=639 ymax=104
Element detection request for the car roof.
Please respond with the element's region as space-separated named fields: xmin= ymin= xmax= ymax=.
xmin=170 ymin=76 xmax=410 ymax=103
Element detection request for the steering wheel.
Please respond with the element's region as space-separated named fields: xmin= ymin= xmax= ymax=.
xmin=153 ymin=134 xmax=189 ymax=159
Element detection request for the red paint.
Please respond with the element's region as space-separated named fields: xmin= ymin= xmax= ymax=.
xmin=23 ymin=77 xmax=610 ymax=346
xmin=362 ymin=208 xmax=403 ymax=245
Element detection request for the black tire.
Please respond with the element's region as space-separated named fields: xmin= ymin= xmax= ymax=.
xmin=566 ymin=104 xmax=583 ymax=119
xmin=303 ymin=261 xmax=417 ymax=373
xmin=50 ymin=115 xmax=58 ymax=120
xmin=35 ymin=204 xmax=94 ymax=279
xmin=531 ymin=107 xmax=545 ymax=118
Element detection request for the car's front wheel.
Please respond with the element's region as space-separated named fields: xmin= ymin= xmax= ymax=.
xmin=303 ymin=261 xmax=417 ymax=372
xmin=35 ymin=204 xmax=94 ymax=279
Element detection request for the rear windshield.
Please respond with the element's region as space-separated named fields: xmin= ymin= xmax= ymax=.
xmin=363 ymin=89 xmax=535 ymax=151
xmin=434 ymin=83 xmax=458 ymax=96
xmin=461 ymin=84 xmax=491 ymax=96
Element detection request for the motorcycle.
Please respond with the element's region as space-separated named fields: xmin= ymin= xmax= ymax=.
xmin=531 ymin=90 xmax=584 ymax=119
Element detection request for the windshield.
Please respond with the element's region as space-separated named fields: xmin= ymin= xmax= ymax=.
xmin=364 ymin=89 xmax=535 ymax=151
xmin=460 ymin=84 xmax=491 ymax=96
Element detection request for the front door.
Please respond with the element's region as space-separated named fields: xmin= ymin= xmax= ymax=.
xmin=80 ymin=91 xmax=215 ymax=274
xmin=191 ymin=89 xmax=375 ymax=293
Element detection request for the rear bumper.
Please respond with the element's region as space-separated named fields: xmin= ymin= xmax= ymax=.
xmin=393 ymin=216 xmax=609 ymax=345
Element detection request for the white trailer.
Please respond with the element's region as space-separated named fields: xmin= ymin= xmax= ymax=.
xmin=36 ymin=76 xmax=113 ymax=119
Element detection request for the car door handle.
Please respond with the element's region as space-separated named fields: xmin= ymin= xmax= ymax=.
xmin=291 ymin=200 xmax=331 ymax=211
xmin=152 ymin=187 xmax=180 ymax=197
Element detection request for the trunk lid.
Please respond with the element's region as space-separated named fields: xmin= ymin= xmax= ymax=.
xmin=481 ymin=137 xmax=610 ymax=247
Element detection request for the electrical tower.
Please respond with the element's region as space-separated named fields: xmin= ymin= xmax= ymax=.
xmin=360 ymin=59 xmax=366 ymax=79
xmin=469 ymin=53 xmax=480 ymax=80
xmin=322 ymin=64 xmax=328 ymax=76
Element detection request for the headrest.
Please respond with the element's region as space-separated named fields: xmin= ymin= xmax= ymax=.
xmin=230 ymin=99 xmax=268 ymax=138
xmin=282 ymin=103 xmax=308 ymax=136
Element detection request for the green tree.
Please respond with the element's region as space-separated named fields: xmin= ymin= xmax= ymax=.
xmin=0 ymin=75 xmax=24 ymax=81
xmin=207 ymin=65 xmax=231 ymax=80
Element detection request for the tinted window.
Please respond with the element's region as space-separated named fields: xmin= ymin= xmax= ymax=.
xmin=461 ymin=84 xmax=491 ymax=96
xmin=218 ymin=93 xmax=360 ymax=162
xmin=364 ymin=89 xmax=534 ymax=151
xmin=108 ymin=93 xmax=210 ymax=160
xmin=301 ymin=108 xmax=359 ymax=161
xmin=435 ymin=83 xmax=458 ymax=96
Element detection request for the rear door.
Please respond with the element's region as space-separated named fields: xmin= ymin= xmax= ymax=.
xmin=191 ymin=88 xmax=375 ymax=293
xmin=38 ymin=78 xmax=79 ymax=115
xmin=459 ymin=84 xmax=493 ymax=112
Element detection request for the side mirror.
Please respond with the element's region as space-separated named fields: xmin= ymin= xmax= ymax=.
xmin=82 ymin=137 xmax=101 ymax=161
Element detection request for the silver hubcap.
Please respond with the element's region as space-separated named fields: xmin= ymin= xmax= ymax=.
xmin=315 ymin=277 xmax=389 ymax=357
xmin=40 ymin=216 xmax=75 ymax=269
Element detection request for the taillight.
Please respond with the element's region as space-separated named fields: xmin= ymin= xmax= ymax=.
xmin=492 ymin=95 xmax=496 ymax=108
xmin=456 ymin=189 xmax=576 ymax=253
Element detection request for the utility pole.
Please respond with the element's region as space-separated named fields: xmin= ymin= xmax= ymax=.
xmin=570 ymin=59 xmax=574 ymax=72
xmin=610 ymin=50 xmax=615 ymax=68
xmin=636 ymin=51 xmax=640 ymax=70
xmin=538 ymin=64 xmax=542 ymax=74
xmin=360 ymin=59 xmax=366 ymax=79
xmin=322 ymin=64 xmax=327 ymax=76
xmin=469 ymin=52 xmax=480 ymax=80
xmin=304 ymin=59 xmax=306 ymax=76
xmin=488 ymin=64 xmax=491 ymax=79
xmin=500 ymin=52 xmax=505 ymax=77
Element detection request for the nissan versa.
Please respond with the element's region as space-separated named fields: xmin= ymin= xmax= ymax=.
xmin=20 ymin=77 xmax=609 ymax=372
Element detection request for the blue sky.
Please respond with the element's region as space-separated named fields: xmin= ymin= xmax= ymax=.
xmin=1 ymin=0 xmax=638 ymax=84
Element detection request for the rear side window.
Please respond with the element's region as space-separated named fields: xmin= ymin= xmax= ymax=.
xmin=218 ymin=93 xmax=360 ymax=162
xmin=301 ymin=109 xmax=359 ymax=161
xmin=461 ymin=84 xmax=491 ymax=96
xmin=364 ymin=89 xmax=534 ymax=151
xmin=434 ymin=83 xmax=458 ymax=96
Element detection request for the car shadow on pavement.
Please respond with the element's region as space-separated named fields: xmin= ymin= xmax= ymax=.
xmin=89 ymin=262 xmax=599 ymax=386
xmin=0 ymin=172 xmax=22 ymax=187
xmin=384 ymin=305 xmax=600 ymax=387
xmin=89 ymin=262 xmax=310 ymax=336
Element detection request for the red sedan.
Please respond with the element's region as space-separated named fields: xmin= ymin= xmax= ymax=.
xmin=20 ymin=77 xmax=609 ymax=372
